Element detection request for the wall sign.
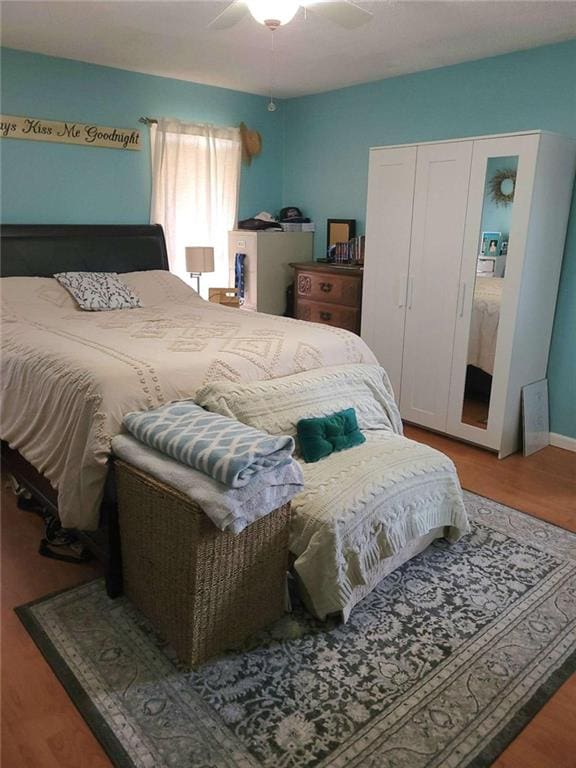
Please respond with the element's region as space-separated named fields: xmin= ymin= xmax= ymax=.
xmin=0 ymin=114 xmax=141 ymax=151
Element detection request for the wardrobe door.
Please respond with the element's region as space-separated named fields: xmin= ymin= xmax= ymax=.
xmin=399 ymin=141 xmax=473 ymax=430
xmin=362 ymin=146 xmax=417 ymax=397
xmin=446 ymin=134 xmax=539 ymax=449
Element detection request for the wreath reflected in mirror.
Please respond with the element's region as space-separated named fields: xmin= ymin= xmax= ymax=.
xmin=489 ymin=168 xmax=516 ymax=206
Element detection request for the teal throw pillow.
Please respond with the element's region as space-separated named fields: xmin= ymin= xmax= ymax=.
xmin=297 ymin=408 xmax=366 ymax=463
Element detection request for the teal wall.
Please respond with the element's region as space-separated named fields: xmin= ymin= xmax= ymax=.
xmin=0 ymin=48 xmax=284 ymax=223
xmin=283 ymin=40 xmax=576 ymax=438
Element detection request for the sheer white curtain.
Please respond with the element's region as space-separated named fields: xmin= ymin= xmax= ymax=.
xmin=150 ymin=118 xmax=241 ymax=297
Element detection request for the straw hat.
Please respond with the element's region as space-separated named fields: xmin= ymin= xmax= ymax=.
xmin=239 ymin=122 xmax=262 ymax=165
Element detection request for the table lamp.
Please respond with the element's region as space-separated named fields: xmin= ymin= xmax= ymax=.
xmin=185 ymin=246 xmax=214 ymax=294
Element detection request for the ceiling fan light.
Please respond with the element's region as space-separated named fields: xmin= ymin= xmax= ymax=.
xmin=246 ymin=1 xmax=300 ymax=27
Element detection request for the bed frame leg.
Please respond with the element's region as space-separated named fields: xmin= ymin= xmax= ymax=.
xmin=105 ymin=507 xmax=123 ymax=599
xmin=106 ymin=566 xmax=123 ymax=599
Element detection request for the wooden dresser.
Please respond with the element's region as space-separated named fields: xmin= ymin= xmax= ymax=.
xmin=291 ymin=262 xmax=363 ymax=334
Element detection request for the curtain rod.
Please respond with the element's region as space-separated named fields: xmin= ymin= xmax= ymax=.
xmin=139 ymin=117 xmax=158 ymax=125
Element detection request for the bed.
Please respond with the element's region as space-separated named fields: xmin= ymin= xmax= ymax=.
xmin=0 ymin=224 xmax=376 ymax=592
xmin=2 ymin=225 xmax=469 ymax=618
xmin=467 ymin=276 xmax=504 ymax=376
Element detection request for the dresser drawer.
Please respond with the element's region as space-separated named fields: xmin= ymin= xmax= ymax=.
xmin=296 ymin=299 xmax=360 ymax=334
xmin=296 ymin=270 xmax=361 ymax=307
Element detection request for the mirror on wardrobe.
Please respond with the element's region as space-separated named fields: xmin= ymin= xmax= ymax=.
xmin=461 ymin=155 xmax=518 ymax=430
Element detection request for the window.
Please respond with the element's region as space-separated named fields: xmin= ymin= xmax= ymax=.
xmin=150 ymin=119 xmax=242 ymax=296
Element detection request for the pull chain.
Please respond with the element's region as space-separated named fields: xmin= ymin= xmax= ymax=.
xmin=268 ymin=29 xmax=277 ymax=112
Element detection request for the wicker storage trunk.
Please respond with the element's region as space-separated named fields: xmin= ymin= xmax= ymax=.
xmin=115 ymin=460 xmax=291 ymax=668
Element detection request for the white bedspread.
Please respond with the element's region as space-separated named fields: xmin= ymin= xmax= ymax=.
xmin=292 ymin=431 xmax=468 ymax=619
xmin=1 ymin=271 xmax=375 ymax=529
xmin=467 ymin=277 xmax=503 ymax=376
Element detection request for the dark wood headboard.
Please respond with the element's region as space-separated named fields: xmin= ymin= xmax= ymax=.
xmin=0 ymin=224 xmax=169 ymax=277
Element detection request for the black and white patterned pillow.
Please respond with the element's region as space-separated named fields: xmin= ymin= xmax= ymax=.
xmin=54 ymin=272 xmax=142 ymax=311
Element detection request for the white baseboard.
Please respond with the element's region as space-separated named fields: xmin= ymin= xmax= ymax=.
xmin=549 ymin=433 xmax=576 ymax=452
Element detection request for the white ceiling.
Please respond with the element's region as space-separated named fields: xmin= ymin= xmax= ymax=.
xmin=1 ymin=1 xmax=575 ymax=98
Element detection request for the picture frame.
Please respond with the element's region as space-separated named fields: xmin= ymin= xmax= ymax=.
xmin=522 ymin=379 xmax=549 ymax=456
xmin=327 ymin=219 xmax=356 ymax=254
xmin=480 ymin=231 xmax=501 ymax=258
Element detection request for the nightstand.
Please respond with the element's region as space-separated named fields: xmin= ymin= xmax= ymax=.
xmin=290 ymin=262 xmax=363 ymax=334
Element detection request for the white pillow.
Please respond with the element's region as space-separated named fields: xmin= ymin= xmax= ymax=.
xmin=54 ymin=271 xmax=142 ymax=311
xmin=0 ymin=276 xmax=79 ymax=311
xmin=196 ymin=364 xmax=403 ymax=442
xmin=120 ymin=270 xmax=205 ymax=306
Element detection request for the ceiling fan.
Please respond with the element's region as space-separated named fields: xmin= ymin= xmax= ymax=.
xmin=209 ymin=1 xmax=373 ymax=31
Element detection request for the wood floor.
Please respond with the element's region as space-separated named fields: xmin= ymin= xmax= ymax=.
xmin=2 ymin=428 xmax=575 ymax=768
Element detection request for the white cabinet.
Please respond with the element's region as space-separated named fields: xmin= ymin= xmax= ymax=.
xmin=228 ymin=230 xmax=313 ymax=315
xmin=362 ymin=131 xmax=576 ymax=456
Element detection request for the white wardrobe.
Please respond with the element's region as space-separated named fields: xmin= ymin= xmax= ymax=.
xmin=361 ymin=131 xmax=576 ymax=457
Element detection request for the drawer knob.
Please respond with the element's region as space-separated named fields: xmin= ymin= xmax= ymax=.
xmin=320 ymin=282 xmax=333 ymax=293
xmin=320 ymin=311 xmax=332 ymax=321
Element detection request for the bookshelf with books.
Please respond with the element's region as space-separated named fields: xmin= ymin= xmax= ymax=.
xmin=328 ymin=234 xmax=365 ymax=265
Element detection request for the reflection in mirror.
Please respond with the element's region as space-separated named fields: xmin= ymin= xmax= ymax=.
xmin=461 ymin=155 xmax=518 ymax=430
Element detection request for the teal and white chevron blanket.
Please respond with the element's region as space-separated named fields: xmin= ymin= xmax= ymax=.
xmin=123 ymin=401 xmax=295 ymax=488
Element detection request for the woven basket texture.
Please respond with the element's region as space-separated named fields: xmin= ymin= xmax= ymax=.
xmin=115 ymin=460 xmax=291 ymax=668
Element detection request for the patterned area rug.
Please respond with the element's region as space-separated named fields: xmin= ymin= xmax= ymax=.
xmin=17 ymin=492 xmax=576 ymax=768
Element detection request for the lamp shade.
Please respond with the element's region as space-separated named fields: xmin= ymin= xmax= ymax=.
xmin=185 ymin=246 xmax=214 ymax=273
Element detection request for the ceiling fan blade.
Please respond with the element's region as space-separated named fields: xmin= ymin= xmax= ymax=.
xmin=304 ymin=1 xmax=373 ymax=29
xmin=208 ymin=1 xmax=249 ymax=30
